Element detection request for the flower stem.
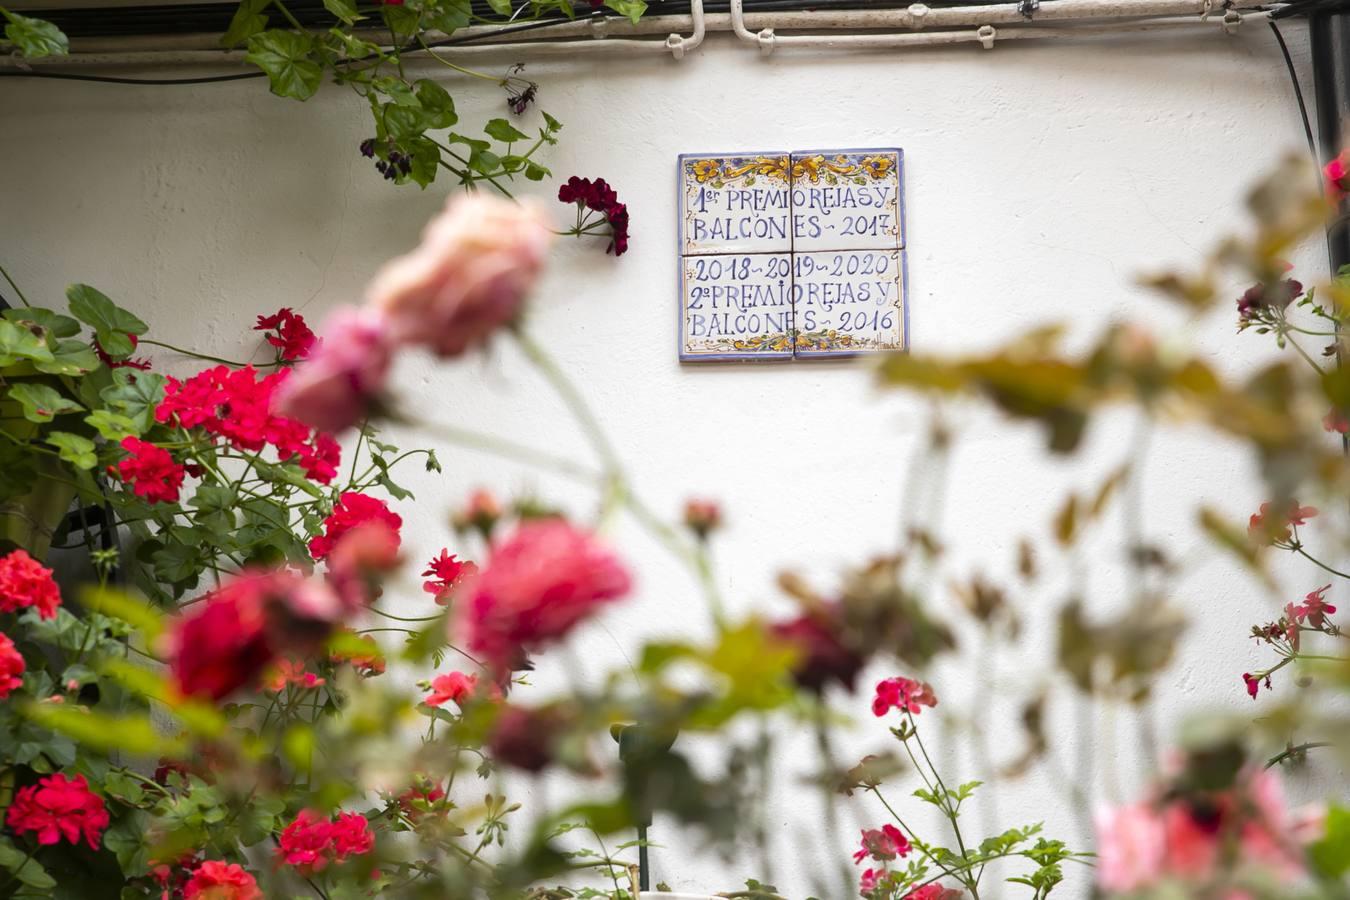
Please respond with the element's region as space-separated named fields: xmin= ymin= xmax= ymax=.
xmin=0 ymin=262 xmax=32 ymax=308
xmin=138 ymin=338 xmax=273 ymax=368
xmin=1295 ymin=546 xmax=1350 ymax=580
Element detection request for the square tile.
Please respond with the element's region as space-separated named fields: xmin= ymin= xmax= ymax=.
xmin=678 ymin=152 xmax=793 ymax=255
xmin=790 ymin=148 xmax=904 ymax=253
xmin=679 ymin=252 xmax=794 ymax=362
xmin=791 ymin=249 xmax=906 ymax=358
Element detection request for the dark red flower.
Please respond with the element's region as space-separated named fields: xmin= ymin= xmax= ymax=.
xmin=308 ymin=492 xmax=403 ymax=561
xmin=1294 ymin=584 xmax=1337 ymax=628
xmin=165 ymin=569 xmax=345 ymax=700
xmin=5 ymin=773 xmax=109 ymax=850
xmin=1242 ymin=671 xmax=1270 ymax=699
xmin=557 ymin=176 xmax=630 ymax=256
xmin=255 ymin=307 xmax=317 ymax=362
xmin=114 ymin=436 xmax=186 ymax=505
xmin=0 ymin=548 xmax=61 ymax=620
xmin=769 ymin=603 xmax=863 ymax=693
xmin=0 ymin=631 xmax=24 ymax=698
xmin=94 ymin=333 xmax=151 ymax=370
xmin=487 ymin=705 xmax=562 ymax=772
xmin=1327 ymin=152 xmax=1350 ymax=202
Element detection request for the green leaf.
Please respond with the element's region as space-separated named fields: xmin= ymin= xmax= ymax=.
xmin=415 ymin=79 xmax=457 ymax=129
xmin=374 ymin=75 xmax=419 ymax=107
xmin=66 ymin=283 xmax=148 ymax=339
xmin=408 ymin=137 xmax=441 ymax=188
xmin=524 ymin=160 xmax=550 ymax=181
xmin=603 ymin=0 xmax=646 ymax=24
xmin=1311 ymin=805 xmax=1350 ymax=878
xmin=383 ymin=102 xmax=426 ymax=142
xmin=100 ymin=368 xmax=166 ymax=432
xmin=85 ymin=409 xmax=140 ymax=441
xmin=47 ymin=432 xmax=97 ymax=469
xmin=484 ymin=117 xmax=528 ymax=143
xmin=425 ymin=0 xmax=472 ymax=34
xmin=221 ymin=0 xmax=269 ymax=47
xmin=81 ymin=586 xmax=164 ymax=642
xmin=35 ymin=339 xmax=101 ymax=376
xmin=2 ymin=10 xmax=68 ymax=58
xmin=4 ymin=307 xmax=81 ymax=338
xmin=541 ymin=110 xmax=562 ymax=133
xmin=24 ymin=703 xmax=185 ymax=757
xmin=0 ymin=835 xmax=56 ymax=889
xmin=245 ymin=30 xmax=323 ymax=101
xmin=485 ymin=0 xmax=514 ymax=16
xmin=9 ymin=383 xmax=82 ymax=423
xmin=0 ymin=318 xmax=55 ymax=366
xmin=322 ymin=0 xmax=362 ymax=24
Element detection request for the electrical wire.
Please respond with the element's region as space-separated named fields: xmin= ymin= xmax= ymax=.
xmin=1269 ymin=17 xmax=1320 ymax=163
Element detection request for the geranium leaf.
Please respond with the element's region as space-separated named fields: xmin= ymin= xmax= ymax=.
xmin=245 ymin=30 xmax=324 ymax=101
xmin=46 ymin=432 xmax=97 ymax=469
xmin=2 ymin=10 xmax=68 ymax=58
xmin=9 ymin=384 xmax=82 ymax=423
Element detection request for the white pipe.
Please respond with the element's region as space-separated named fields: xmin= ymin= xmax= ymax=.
xmin=0 ymin=0 xmax=1275 ymax=67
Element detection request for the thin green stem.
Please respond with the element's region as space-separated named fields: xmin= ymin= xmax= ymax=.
xmin=1295 ymin=546 xmax=1350 ymax=580
xmin=138 ymin=339 xmax=273 ymax=368
xmin=414 ymin=37 xmax=503 ymax=82
xmin=1266 ymin=741 xmax=1333 ymax=768
xmin=0 ymin=262 xmax=32 ymax=308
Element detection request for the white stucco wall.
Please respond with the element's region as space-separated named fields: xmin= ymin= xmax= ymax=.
xmin=2 ymin=20 xmax=1342 ymax=897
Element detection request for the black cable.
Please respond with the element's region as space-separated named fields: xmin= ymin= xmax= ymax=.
xmin=1270 ymin=18 xmax=1320 ymax=163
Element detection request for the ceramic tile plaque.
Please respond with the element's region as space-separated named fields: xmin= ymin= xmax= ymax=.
xmin=677 ymin=147 xmax=907 ymax=362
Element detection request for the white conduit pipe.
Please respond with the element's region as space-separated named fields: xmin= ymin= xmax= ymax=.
xmin=0 ymin=0 xmax=1273 ymax=66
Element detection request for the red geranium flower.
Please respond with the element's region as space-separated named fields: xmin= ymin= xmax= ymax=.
xmin=1247 ymin=501 xmax=1317 ymax=545
xmin=853 ymin=824 xmax=911 ymax=864
xmin=277 ymin=809 xmax=374 ymax=873
xmin=1327 ymin=151 xmax=1350 ymax=202
xmin=114 ymin=436 xmax=186 ymax=504
xmin=183 ymin=860 xmax=262 ymax=900
xmin=424 ymin=670 xmax=498 ymax=708
xmin=421 ymin=549 xmax=477 ymax=605
xmin=0 ymin=631 xmax=24 ymax=698
xmin=395 ymin=780 xmax=446 ymax=821
xmin=309 ymin=492 xmax=403 ymax=561
xmin=155 ymin=365 xmax=342 ymax=484
xmin=0 ymin=548 xmax=61 ymax=620
xmin=458 ymin=519 xmax=631 ymax=670
xmin=94 ymin=333 xmax=151 ymax=370
xmin=5 ymin=773 xmax=109 ymax=850
xmin=872 ymin=677 xmax=937 ymax=717
xmin=255 ymin=307 xmax=317 ymax=361
xmin=1293 ymin=584 xmax=1337 ymax=629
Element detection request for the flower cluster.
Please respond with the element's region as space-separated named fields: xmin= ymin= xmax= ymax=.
xmin=182 ymin=860 xmax=261 ymax=900
xmin=255 ymin=307 xmax=317 ymax=361
xmin=114 ymin=435 xmax=186 ymax=504
xmin=557 ymin=176 xmax=630 ymax=256
xmin=872 ymin=677 xmax=937 ymax=718
xmin=0 ymin=548 xmax=62 ymax=620
xmin=853 ymin=824 xmax=911 ymax=864
xmin=1244 ymin=584 xmax=1339 ymax=697
xmin=278 ymin=195 xmax=552 ymax=434
xmin=276 ymin=809 xmax=375 ymax=873
xmin=156 ymin=364 xmax=341 ymax=482
xmin=165 ymin=568 xmax=347 ymax=700
xmin=1234 ymin=272 xmax=1304 ymax=331
xmin=1246 ymin=499 xmax=1317 ymax=546
xmin=457 ymin=519 xmax=631 ymax=671
xmin=0 ymin=631 xmax=23 ymax=699
xmin=1095 ymin=767 xmax=1314 ymax=892
xmin=309 ymin=492 xmax=403 ymax=561
xmin=5 ymin=773 xmax=109 ymax=850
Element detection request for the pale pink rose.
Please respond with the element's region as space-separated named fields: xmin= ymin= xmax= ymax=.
xmin=274 ymin=307 xmax=394 ymax=434
xmin=456 ymin=519 xmax=631 ymax=670
xmin=1095 ymin=803 xmax=1167 ymax=892
xmin=367 ymin=193 xmax=552 ymax=357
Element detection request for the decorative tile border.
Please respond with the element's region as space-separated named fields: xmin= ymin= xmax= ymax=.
xmin=677 ymin=147 xmax=907 ymax=362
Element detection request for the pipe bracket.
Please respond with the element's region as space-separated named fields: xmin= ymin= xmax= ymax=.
xmin=909 ymin=3 xmax=930 ymax=29
xmin=977 ymin=24 xmax=997 ymax=48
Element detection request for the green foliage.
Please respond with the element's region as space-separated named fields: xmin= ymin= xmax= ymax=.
xmin=1 ymin=7 xmax=68 ymax=58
